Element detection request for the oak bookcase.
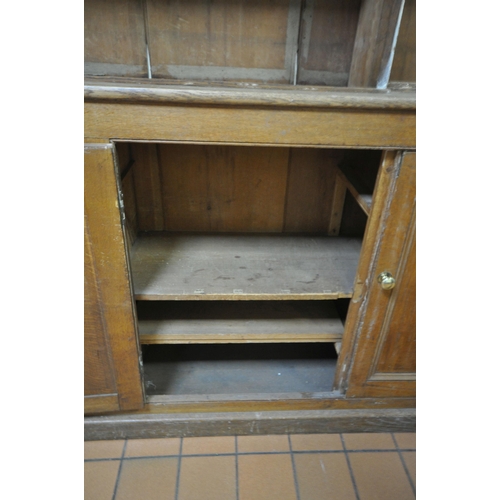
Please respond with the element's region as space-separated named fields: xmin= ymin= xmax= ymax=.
xmin=84 ymin=0 xmax=416 ymax=439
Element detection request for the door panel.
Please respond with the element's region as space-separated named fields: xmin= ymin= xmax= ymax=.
xmin=346 ymin=151 xmax=416 ymax=398
xmin=84 ymin=143 xmax=144 ymax=413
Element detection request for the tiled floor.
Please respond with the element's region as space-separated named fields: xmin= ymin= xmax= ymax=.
xmin=85 ymin=432 xmax=416 ymax=500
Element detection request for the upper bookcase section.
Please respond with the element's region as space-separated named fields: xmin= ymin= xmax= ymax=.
xmin=84 ymin=0 xmax=415 ymax=88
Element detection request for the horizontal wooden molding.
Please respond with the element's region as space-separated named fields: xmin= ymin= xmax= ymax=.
xmin=84 ymin=78 xmax=415 ymax=110
xmin=84 ymin=408 xmax=416 ymax=440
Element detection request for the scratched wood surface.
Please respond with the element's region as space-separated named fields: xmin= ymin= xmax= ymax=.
xmin=130 ymin=233 xmax=362 ymax=300
xmin=84 ymin=214 xmax=117 ymax=398
xmin=137 ymin=300 xmax=344 ymax=343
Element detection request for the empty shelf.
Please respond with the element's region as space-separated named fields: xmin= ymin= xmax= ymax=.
xmin=131 ymin=233 xmax=362 ymax=300
xmin=142 ymin=344 xmax=337 ymax=395
xmin=137 ymin=301 xmax=344 ymax=344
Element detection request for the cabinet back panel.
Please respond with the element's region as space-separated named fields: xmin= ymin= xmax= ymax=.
xmin=84 ymin=0 xmax=148 ymax=77
xmin=147 ymin=0 xmax=298 ymax=83
xmin=297 ymin=0 xmax=361 ymax=86
xmin=84 ymin=0 xmax=368 ymax=86
xmin=123 ymin=143 xmax=353 ymax=233
xmin=158 ymin=144 xmax=289 ymax=232
xmin=283 ymin=149 xmax=340 ymax=232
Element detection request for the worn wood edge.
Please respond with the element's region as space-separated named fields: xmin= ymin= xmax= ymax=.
xmin=135 ymin=292 xmax=352 ymax=301
xmin=111 ymin=139 xmax=413 ymax=151
xmin=84 ymin=408 xmax=416 ymax=439
xmin=139 ymin=333 xmax=343 ymax=344
xmin=84 ymin=394 xmax=120 ymax=414
xmin=138 ymin=394 xmax=415 ymax=414
xmin=84 ymin=79 xmax=416 ymax=110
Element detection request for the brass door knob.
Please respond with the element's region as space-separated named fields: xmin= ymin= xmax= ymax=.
xmin=377 ymin=271 xmax=396 ymax=290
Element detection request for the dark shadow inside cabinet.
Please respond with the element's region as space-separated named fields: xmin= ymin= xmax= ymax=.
xmin=115 ymin=142 xmax=381 ymax=397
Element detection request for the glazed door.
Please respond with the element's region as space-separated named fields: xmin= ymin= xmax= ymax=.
xmin=345 ymin=151 xmax=416 ymax=398
xmin=84 ymin=143 xmax=144 ymax=413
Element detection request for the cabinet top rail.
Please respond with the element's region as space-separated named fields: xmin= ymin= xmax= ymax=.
xmin=84 ymin=78 xmax=416 ymax=111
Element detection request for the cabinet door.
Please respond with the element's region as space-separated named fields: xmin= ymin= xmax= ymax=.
xmin=84 ymin=143 xmax=144 ymax=413
xmin=346 ymin=151 xmax=415 ymax=398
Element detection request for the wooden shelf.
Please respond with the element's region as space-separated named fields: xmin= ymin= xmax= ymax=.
xmin=142 ymin=344 xmax=337 ymax=395
xmin=137 ymin=301 xmax=344 ymax=344
xmin=130 ymin=233 xmax=362 ymax=300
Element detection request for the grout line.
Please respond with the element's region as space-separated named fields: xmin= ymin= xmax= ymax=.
xmin=111 ymin=440 xmax=128 ymax=500
xmin=288 ymin=435 xmax=301 ymax=500
xmin=391 ymin=433 xmax=416 ymax=495
xmin=84 ymin=457 xmax=122 ymax=462
xmin=341 ymin=434 xmax=361 ymax=500
xmin=174 ymin=437 xmax=183 ymax=500
xmin=83 ymin=447 xmax=416 ymax=462
xmin=235 ymin=436 xmax=240 ymax=500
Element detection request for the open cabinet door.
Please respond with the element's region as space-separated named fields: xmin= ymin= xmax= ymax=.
xmin=84 ymin=143 xmax=144 ymax=413
xmin=345 ymin=151 xmax=416 ymax=398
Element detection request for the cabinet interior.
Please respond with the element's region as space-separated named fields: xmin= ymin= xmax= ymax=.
xmin=85 ymin=0 xmax=415 ymax=87
xmin=115 ymin=142 xmax=381 ymax=397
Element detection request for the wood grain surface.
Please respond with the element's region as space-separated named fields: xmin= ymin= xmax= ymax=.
xmin=349 ymin=0 xmax=405 ymax=88
xmin=130 ymin=233 xmax=362 ymax=300
xmin=345 ymin=152 xmax=416 ymax=398
xmin=137 ymin=300 xmax=344 ymax=343
xmin=146 ymin=0 xmax=298 ymax=83
xmin=84 ymin=408 xmax=416 ymax=439
xmin=84 ymin=144 xmax=144 ymax=412
xmin=390 ymin=0 xmax=416 ymax=83
xmin=84 ymin=0 xmax=148 ymax=77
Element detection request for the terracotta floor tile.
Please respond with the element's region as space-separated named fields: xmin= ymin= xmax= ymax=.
xmin=348 ymin=452 xmax=415 ymax=500
xmin=342 ymin=433 xmax=395 ymax=450
xmin=401 ymin=451 xmax=416 ymax=486
xmin=237 ymin=434 xmax=290 ymax=453
xmin=84 ymin=440 xmax=125 ymax=459
xmin=182 ymin=435 xmax=235 ymax=455
xmin=294 ymin=453 xmax=357 ymax=500
xmin=178 ymin=456 xmax=236 ymax=500
xmin=290 ymin=433 xmax=343 ymax=451
xmin=114 ymin=458 xmax=178 ymax=500
xmin=124 ymin=437 xmax=181 ymax=457
xmin=238 ymin=453 xmax=297 ymax=500
xmin=84 ymin=461 xmax=120 ymax=500
xmin=393 ymin=432 xmax=416 ymax=449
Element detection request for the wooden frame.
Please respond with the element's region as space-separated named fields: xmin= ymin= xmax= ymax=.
xmin=84 ymin=80 xmax=415 ymax=420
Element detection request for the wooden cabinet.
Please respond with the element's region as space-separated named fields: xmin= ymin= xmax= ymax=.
xmin=84 ymin=0 xmax=416 ymax=438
